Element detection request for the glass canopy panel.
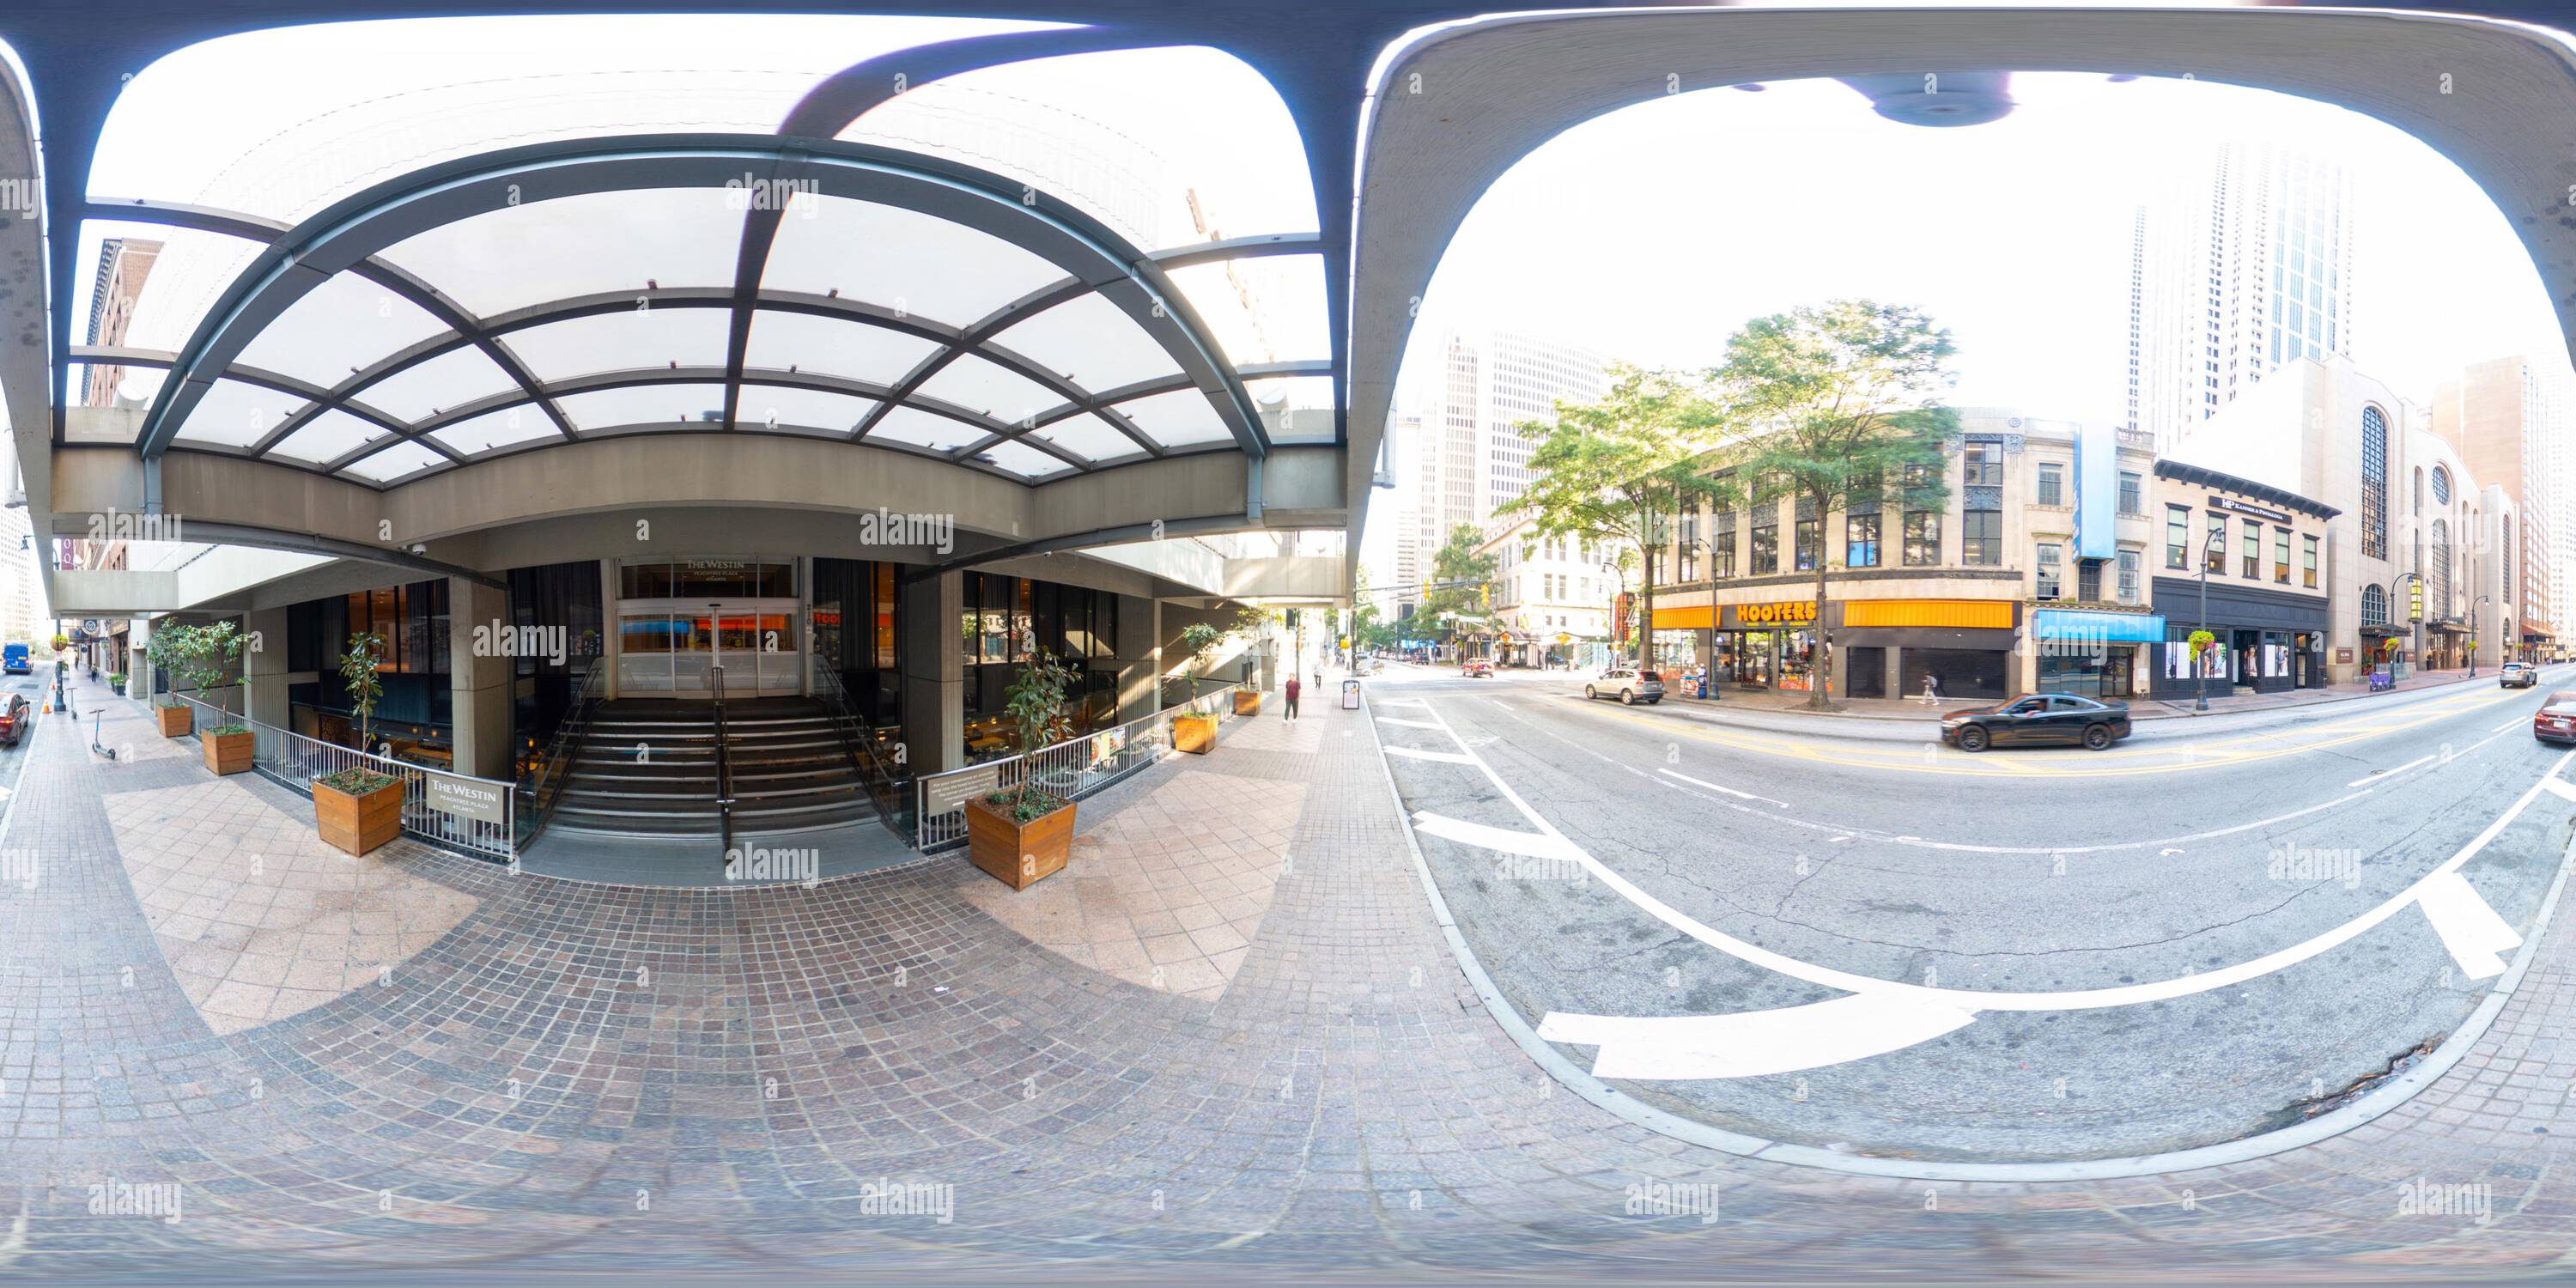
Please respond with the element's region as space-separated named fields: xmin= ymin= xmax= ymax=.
xmin=379 ymin=188 xmax=748 ymax=318
xmin=556 ymin=383 xmax=732 ymax=432
xmin=738 ymin=385 xmax=882 ymax=434
xmin=350 ymin=345 xmax=519 ymax=422
xmin=840 ymin=46 xmax=1319 ymax=252
xmin=340 ymin=439 xmax=447 ymax=483
xmin=988 ymin=292 xmax=1182 ymax=392
xmin=428 ymin=404 xmax=562 ymax=455
xmin=868 ymin=406 xmax=986 ymax=453
xmin=762 ymin=198 xmax=1060 ymax=328
xmin=913 ymin=354 xmax=1064 ymax=425
xmin=743 ymin=311 xmax=938 ymax=385
xmin=88 ymin=16 xmax=1058 ymax=224
xmin=1244 ymin=374 xmax=1340 ymax=445
xmin=969 ymin=439 xmax=1072 ymax=480
xmin=503 ymin=308 xmax=732 ymax=383
xmin=173 ymin=379 xmax=309 ymax=448
xmin=1029 ymin=415 xmax=1145 ymax=464
xmin=233 ymin=270 xmax=449 ymax=386
xmin=105 ymin=226 xmax=264 ymax=356
xmin=1110 ymin=388 xmax=1235 ymax=450
xmin=267 ymin=410 xmax=393 ymax=465
xmin=1165 ymin=255 xmax=1333 ymax=367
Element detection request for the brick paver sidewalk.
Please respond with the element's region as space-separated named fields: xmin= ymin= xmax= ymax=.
xmin=1 ymin=668 xmax=2571 ymax=1280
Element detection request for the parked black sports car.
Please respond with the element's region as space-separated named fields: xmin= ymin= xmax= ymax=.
xmin=1940 ymin=694 xmax=2133 ymax=752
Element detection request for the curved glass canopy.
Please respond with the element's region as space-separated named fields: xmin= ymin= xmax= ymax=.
xmin=67 ymin=20 xmax=1334 ymax=489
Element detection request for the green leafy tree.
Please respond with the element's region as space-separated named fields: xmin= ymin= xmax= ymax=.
xmin=1711 ymin=300 xmax=1959 ymax=708
xmin=1177 ymin=621 xmax=1224 ymax=688
xmin=995 ymin=648 xmax=1080 ymax=820
xmin=1422 ymin=524 xmax=1498 ymax=640
xmin=318 ymin=631 xmax=394 ymax=795
xmin=147 ymin=621 xmax=247 ymax=730
xmin=1499 ymin=364 xmax=1734 ymax=667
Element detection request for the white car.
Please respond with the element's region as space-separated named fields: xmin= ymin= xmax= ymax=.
xmin=1583 ymin=667 xmax=1665 ymax=705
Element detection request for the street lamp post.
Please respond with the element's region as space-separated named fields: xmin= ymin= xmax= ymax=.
xmin=2470 ymin=594 xmax=2492 ymax=677
xmin=2196 ymin=526 xmax=2225 ymax=713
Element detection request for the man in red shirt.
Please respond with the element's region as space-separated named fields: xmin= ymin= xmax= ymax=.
xmin=1283 ymin=673 xmax=1302 ymax=721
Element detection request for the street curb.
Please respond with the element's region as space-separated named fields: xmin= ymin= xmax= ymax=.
xmin=1370 ymin=683 xmax=2576 ymax=1182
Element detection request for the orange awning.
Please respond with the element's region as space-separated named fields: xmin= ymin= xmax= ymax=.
xmin=1650 ymin=605 xmax=1714 ymax=629
xmin=1843 ymin=598 xmax=2014 ymax=629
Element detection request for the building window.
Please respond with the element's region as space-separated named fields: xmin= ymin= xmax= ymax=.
xmin=2273 ymin=527 xmax=2291 ymax=584
xmin=2038 ymin=462 xmax=2064 ymax=507
xmin=1751 ymin=522 xmax=1777 ymax=575
xmin=1905 ymin=511 xmax=1941 ymax=566
xmin=1679 ymin=508 xmax=1699 ymax=581
xmin=2117 ymin=550 xmax=2141 ymax=604
xmin=2118 ymin=471 xmax=2144 ymax=516
xmin=1962 ymin=509 xmax=2001 ymax=566
xmin=2242 ymin=519 xmax=2262 ymax=579
xmin=2362 ymin=583 xmax=2388 ymax=627
xmin=1713 ymin=530 xmax=1736 ymax=580
xmin=2360 ymin=406 xmax=2388 ymax=560
xmin=1794 ymin=519 xmax=1819 ymax=572
xmin=1846 ymin=513 xmax=1880 ymax=568
xmin=2036 ymin=544 xmax=2063 ymax=600
xmin=2205 ymin=512 xmax=2227 ymax=574
xmin=2504 ymin=526 xmax=2512 ymax=603
xmin=2431 ymin=465 xmax=2451 ymax=506
xmin=2430 ymin=519 xmax=2451 ymax=617
xmin=2166 ymin=505 xmax=2190 ymax=568
xmin=1963 ymin=439 xmax=2002 ymax=486
xmin=2302 ymin=534 xmax=2319 ymax=589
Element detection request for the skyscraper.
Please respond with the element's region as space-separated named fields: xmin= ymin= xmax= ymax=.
xmin=2434 ymin=354 xmax=2573 ymax=657
xmin=1390 ymin=329 xmax=1614 ymax=609
xmin=2127 ymin=139 xmax=2358 ymax=453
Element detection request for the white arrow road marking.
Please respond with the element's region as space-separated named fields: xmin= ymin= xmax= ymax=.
xmin=1375 ymin=717 xmax=1443 ymax=730
xmin=1540 ymin=993 xmax=1979 ymax=1079
xmin=1413 ymin=811 xmax=1583 ymax=860
xmin=1657 ymin=768 xmax=1789 ymax=809
xmin=2415 ymin=870 xmax=2523 ymax=980
xmin=1385 ymin=746 xmax=1477 ymax=764
xmin=2545 ymin=778 xmax=2576 ymax=806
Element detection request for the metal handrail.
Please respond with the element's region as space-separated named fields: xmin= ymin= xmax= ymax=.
xmin=712 ymin=664 xmax=735 ymax=869
xmin=515 ymin=665 xmax=601 ymax=846
xmin=172 ymin=691 xmax=517 ymax=861
xmin=912 ymin=680 xmax=1239 ymax=851
xmin=813 ymin=665 xmax=912 ymax=838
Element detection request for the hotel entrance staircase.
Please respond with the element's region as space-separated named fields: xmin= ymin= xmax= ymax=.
xmin=544 ymin=696 xmax=906 ymax=840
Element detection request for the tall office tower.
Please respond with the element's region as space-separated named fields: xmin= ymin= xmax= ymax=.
xmin=81 ymin=237 xmax=161 ymax=408
xmin=1390 ymin=410 xmax=1427 ymax=614
xmin=2127 ymin=139 xmax=2359 ymax=453
xmin=2434 ymin=355 xmax=2567 ymax=658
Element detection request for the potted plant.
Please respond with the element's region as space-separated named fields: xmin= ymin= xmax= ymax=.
xmin=170 ymin=622 xmax=251 ymax=775
xmin=107 ymin=671 xmax=126 ymax=697
xmin=1230 ymin=606 xmax=1268 ymax=716
xmin=1171 ymin=622 xmax=1224 ymax=754
xmin=313 ymin=631 xmax=403 ymax=856
xmin=142 ymin=627 xmax=197 ymax=738
xmin=964 ymin=649 xmax=1081 ymax=890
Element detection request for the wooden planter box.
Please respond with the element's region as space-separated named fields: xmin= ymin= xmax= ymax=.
xmin=202 ymin=728 xmax=253 ymax=776
xmin=313 ymin=775 xmax=404 ymax=856
xmin=155 ymin=704 xmax=191 ymax=738
xmin=964 ymin=794 xmax=1076 ymax=890
xmin=1172 ymin=712 xmax=1218 ymax=755
xmin=1232 ymin=689 xmax=1261 ymax=716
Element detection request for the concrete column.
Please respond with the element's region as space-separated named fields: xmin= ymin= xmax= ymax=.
xmin=243 ymin=606 xmax=291 ymax=729
xmin=448 ymin=578 xmax=514 ymax=781
xmin=897 ymin=568 xmax=964 ymax=775
xmin=1114 ymin=593 xmax=1157 ymax=722
xmin=128 ymin=619 xmax=152 ymax=701
xmin=598 ymin=558 xmax=621 ymax=700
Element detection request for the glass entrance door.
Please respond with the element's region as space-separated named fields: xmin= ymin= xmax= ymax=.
xmin=618 ymin=600 xmax=799 ymax=697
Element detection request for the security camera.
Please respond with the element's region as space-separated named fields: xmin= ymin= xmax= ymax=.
xmin=406 ymin=543 xmax=428 ymax=556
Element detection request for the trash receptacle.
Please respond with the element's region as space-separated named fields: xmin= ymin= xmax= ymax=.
xmin=1340 ymin=679 xmax=1362 ymax=710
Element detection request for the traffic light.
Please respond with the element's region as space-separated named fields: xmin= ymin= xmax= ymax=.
xmin=1480 ymin=585 xmax=1492 ymax=608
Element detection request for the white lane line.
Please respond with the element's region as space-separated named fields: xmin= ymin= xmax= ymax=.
xmin=1401 ymin=690 xmax=2576 ymax=1013
xmin=1412 ymin=811 xmax=1583 ymax=860
xmin=1377 ymin=698 xmax=1431 ymax=708
xmin=1375 ymin=717 xmax=1443 ymax=730
xmin=2497 ymin=714 xmax=2535 ymax=733
xmin=1656 ymin=768 xmax=1789 ymax=809
xmin=2415 ymin=870 xmax=2524 ymax=980
xmin=2545 ymin=778 xmax=2576 ymax=805
xmin=1539 ymin=993 xmax=1978 ymax=1080
xmin=1385 ymin=746 xmax=1477 ymax=764
xmin=2348 ymin=754 xmax=2436 ymax=787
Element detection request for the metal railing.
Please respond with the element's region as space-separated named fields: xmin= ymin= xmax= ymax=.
xmin=913 ymin=678 xmax=1237 ymax=852
xmin=173 ymin=692 xmax=518 ymax=862
xmin=514 ymin=665 xmax=600 ymax=847
xmin=711 ymin=664 xmax=736 ymax=864
xmin=814 ymin=665 xmax=914 ymax=839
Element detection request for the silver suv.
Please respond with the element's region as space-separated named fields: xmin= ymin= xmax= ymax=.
xmin=1584 ymin=667 xmax=1665 ymax=705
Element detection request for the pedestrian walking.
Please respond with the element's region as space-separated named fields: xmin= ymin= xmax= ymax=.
xmin=1284 ymin=673 xmax=1301 ymax=720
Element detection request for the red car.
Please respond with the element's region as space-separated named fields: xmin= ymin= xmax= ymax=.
xmin=2535 ymin=690 xmax=2576 ymax=744
xmin=1462 ymin=659 xmax=1494 ymax=678
xmin=0 ymin=694 xmax=27 ymax=747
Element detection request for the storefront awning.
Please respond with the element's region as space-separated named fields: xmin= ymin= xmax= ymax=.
xmin=1651 ymin=605 xmax=1713 ymax=630
xmin=1844 ymin=598 xmax=2014 ymax=629
xmin=2032 ymin=608 xmax=2166 ymax=644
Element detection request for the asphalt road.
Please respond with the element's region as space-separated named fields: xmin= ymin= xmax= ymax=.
xmin=1370 ymin=659 xmax=2576 ymax=1163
